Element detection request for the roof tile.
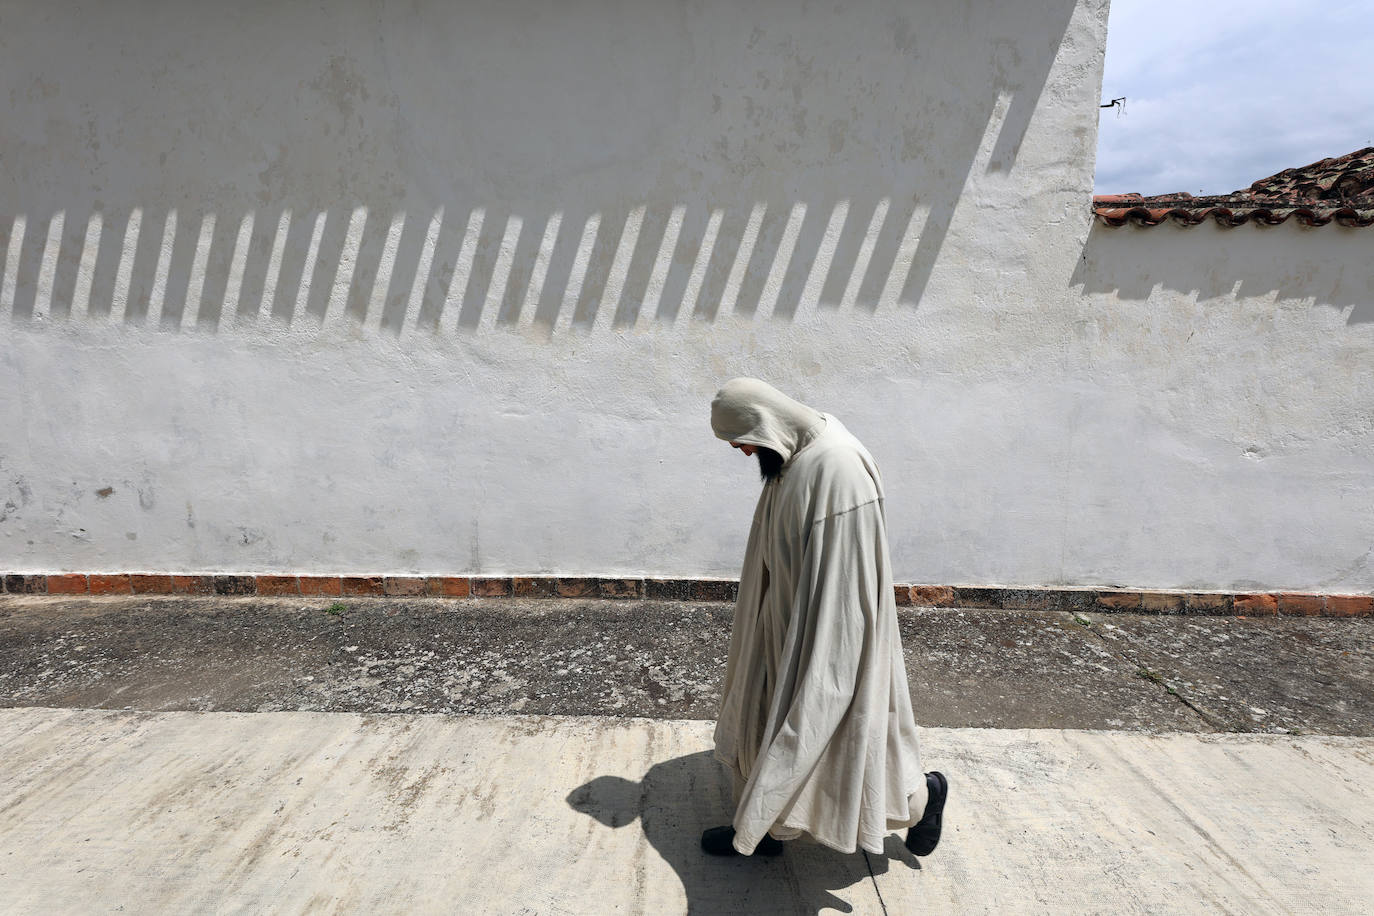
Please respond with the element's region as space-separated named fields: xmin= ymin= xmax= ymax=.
xmin=1094 ymin=147 xmax=1374 ymax=229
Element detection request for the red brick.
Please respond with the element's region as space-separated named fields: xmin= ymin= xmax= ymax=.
xmin=1140 ymin=592 xmax=1185 ymax=613
xmin=88 ymin=574 xmax=132 ymax=595
xmin=910 ymin=585 xmax=956 ymax=607
xmin=1095 ymin=591 xmax=1142 ymax=611
xmin=1326 ymin=595 xmax=1374 ymax=617
xmin=47 ymin=574 xmax=89 ymax=595
xmin=471 ymin=577 xmax=511 ymax=598
xmin=1278 ymin=593 xmax=1325 ymax=616
xmin=512 ymin=577 xmax=558 ymax=598
xmin=384 ymin=577 xmax=426 ymax=597
xmin=298 ymin=576 xmax=342 ymax=597
xmin=599 ymin=578 xmax=643 ymax=599
xmin=256 ymin=575 xmax=300 ymax=596
xmin=1233 ymin=593 xmax=1278 ymax=616
xmin=171 ymin=575 xmax=216 ymax=595
xmin=130 ymin=575 xmax=175 ymax=594
xmin=893 ymin=585 xmax=913 ymax=606
xmin=556 ymin=578 xmax=597 ymax=598
xmin=341 ymin=576 xmax=385 ymax=596
xmin=426 ymin=576 xmax=470 ymax=598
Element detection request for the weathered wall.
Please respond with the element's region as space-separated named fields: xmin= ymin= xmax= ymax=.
xmin=1069 ymin=224 xmax=1373 ymax=591
xmin=2 ymin=0 xmax=1369 ymax=591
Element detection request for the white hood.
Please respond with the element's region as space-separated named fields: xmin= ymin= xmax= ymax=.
xmin=709 ymin=378 xmax=826 ymax=464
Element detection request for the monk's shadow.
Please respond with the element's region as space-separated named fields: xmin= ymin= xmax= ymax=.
xmin=567 ymin=751 xmax=919 ymax=915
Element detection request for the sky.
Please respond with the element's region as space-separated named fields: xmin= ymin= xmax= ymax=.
xmin=1094 ymin=0 xmax=1374 ymax=196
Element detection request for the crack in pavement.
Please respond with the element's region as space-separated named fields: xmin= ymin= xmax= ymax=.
xmin=1067 ymin=612 xmax=1227 ymax=731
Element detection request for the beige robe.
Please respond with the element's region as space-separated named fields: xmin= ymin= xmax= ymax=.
xmin=710 ymin=378 xmax=926 ymax=855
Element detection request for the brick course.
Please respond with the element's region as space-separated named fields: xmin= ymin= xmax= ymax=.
xmin=471 ymin=578 xmax=511 ymax=598
xmin=214 ymin=576 xmax=256 ymax=596
xmin=1184 ymin=593 xmax=1231 ymax=614
xmin=1279 ymin=593 xmax=1326 ymax=616
xmin=341 ymin=577 xmax=385 ymax=597
xmin=692 ymin=580 xmax=737 ymax=602
xmin=1140 ymin=592 xmax=1185 ymax=613
xmin=383 ymin=577 xmax=427 ymax=597
xmin=427 ymin=577 xmax=470 ymax=598
xmin=953 ymin=587 xmax=1003 ymax=609
xmin=4 ymin=574 xmax=46 ymax=594
xmin=556 ymin=578 xmax=597 ymax=598
xmin=1 ymin=572 xmax=1367 ymax=618
xmin=255 ymin=576 xmax=300 ymax=596
xmin=512 ymin=577 xmax=558 ymax=598
xmin=130 ymin=575 xmax=175 ymax=594
xmin=598 ymin=579 xmax=644 ymax=599
xmin=47 ymin=574 xmax=89 ymax=594
xmin=88 ymin=574 xmax=132 ymax=595
xmin=299 ymin=577 xmax=343 ymax=597
xmin=1233 ymin=594 xmax=1278 ymax=616
xmin=910 ymin=585 xmax=956 ymax=607
xmin=645 ymin=579 xmax=694 ymax=600
xmin=1327 ymin=595 xmax=1374 ymax=617
xmin=172 ymin=575 xmax=216 ymax=595
xmin=1095 ymin=591 xmax=1143 ymax=611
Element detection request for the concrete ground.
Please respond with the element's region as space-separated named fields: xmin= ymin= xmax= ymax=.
xmin=2 ymin=596 xmax=1373 ymax=914
xmin=4 ymin=596 xmax=1373 ymax=734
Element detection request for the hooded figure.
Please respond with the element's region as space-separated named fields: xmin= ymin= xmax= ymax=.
xmin=705 ymin=378 xmax=945 ymax=857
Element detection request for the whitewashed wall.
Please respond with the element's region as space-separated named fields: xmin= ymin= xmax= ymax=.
xmin=1068 ymin=224 xmax=1373 ymax=592
xmin=2 ymin=0 xmax=1370 ymax=591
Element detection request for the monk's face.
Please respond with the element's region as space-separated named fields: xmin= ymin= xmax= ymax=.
xmin=729 ymin=442 xmax=784 ymax=482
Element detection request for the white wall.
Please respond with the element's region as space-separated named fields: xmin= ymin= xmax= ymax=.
xmin=1066 ymin=223 xmax=1374 ymax=592
xmin=2 ymin=0 xmax=1370 ymax=591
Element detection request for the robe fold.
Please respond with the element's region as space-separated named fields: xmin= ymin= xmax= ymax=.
xmin=710 ymin=378 xmax=926 ymax=855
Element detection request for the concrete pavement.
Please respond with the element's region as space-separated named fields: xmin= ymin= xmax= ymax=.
xmin=2 ymin=595 xmax=1373 ymax=914
xmin=2 ymin=708 xmax=1372 ymax=915
xmin=3 ymin=596 xmax=1372 ymax=734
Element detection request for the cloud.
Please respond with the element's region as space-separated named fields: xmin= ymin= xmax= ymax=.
xmin=1094 ymin=0 xmax=1374 ymax=194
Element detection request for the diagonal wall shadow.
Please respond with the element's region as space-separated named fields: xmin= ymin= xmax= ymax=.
xmin=0 ymin=0 xmax=1089 ymax=335
xmin=1071 ymin=222 xmax=1374 ymax=325
xmin=883 ymin=0 xmax=1080 ymax=313
xmin=567 ymin=751 xmax=919 ymax=915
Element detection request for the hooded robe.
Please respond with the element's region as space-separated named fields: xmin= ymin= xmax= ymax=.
xmin=710 ymin=378 xmax=926 ymax=855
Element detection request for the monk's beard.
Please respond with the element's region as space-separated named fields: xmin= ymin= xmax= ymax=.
xmin=757 ymin=447 xmax=784 ymax=482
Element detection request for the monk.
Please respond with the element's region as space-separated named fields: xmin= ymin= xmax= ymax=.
xmin=702 ymin=377 xmax=947 ymax=858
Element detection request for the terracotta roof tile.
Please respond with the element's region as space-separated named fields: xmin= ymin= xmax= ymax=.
xmin=1094 ymin=147 xmax=1374 ymax=228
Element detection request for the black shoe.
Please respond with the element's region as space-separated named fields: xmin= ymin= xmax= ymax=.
xmin=905 ymin=771 xmax=948 ymax=856
xmin=700 ymin=825 xmax=785 ymax=857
